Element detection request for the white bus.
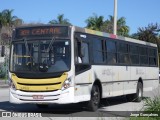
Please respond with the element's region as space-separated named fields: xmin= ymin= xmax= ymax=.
xmin=9 ymin=25 xmax=159 ymax=111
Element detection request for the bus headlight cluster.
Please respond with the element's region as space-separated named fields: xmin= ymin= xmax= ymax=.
xmin=61 ymin=77 xmax=72 ymax=91
xmin=8 ymin=78 xmax=17 ymax=91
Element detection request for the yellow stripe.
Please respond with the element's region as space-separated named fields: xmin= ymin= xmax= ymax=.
xmin=85 ymin=28 xmax=104 ymax=36
xmin=96 ymin=31 xmax=103 ymax=36
xmin=85 ymin=29 xmax=96 ymax=34
xmin=11 ymin=73 xmax=67 ymax=91
xmin=18 ymin=85 xmax=62 ymax=92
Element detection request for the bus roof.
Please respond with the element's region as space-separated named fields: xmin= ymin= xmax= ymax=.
xmin=73 ymin=26 xmax=157 ymax=47
xmin=12 ymin=24 xmax=157 ymax=47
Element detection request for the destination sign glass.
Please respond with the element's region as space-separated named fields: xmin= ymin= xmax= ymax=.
xmin=14 ymin=26 xmax=69 ymax=39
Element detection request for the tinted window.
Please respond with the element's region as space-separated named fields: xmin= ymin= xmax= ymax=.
xmin=148 ymin=48 xmax=157 ymax=66
xmin=140 ymin=56 xmax=148 ymax=65
xmin=130 ymin=55 xmax=139 ymax=65
xmin=149 ymin=48 xmax=156 ymax=56
xmin=118 ymin=54 xmax=130 ymax=64
xmin=117 ymin=42 xmax=130 ymax=64
xmin=106 ymin=40 xmax=117 ymax=64
xmin=93 ymin=51 xmax=104 ymax=63
xmin=130 ymin=45 xmax=139 ymax=65
xmin=149 ymin=57 xmax=156 ymax=65
xmin=118 ymin=43 xmax=128 ymax=53
xmin=93 ymin=39 xmax=103 ymax=51
xmin=107 ymin=53 xmax=117 ymax=64
xmin=140 ymin=47 xmax=147 ymax=55
xmin=93 ymin=39 xmax=105 ymax=63
xmin=106 ymin=41 xmax=116 ymax=52
xmin=81 ymin=42 xmax=89 ymax=63
xmin=130 ymin=45 xmax=139 ymax=54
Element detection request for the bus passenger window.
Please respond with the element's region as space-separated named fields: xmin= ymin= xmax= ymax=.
xmin=77 ymin=42 xmax=89 ymax=64
xmin=106 ymin=40 xmax=117 ymax=64
xmin=93 ymin=39 xmax=105 ymax=63
xmin=81 ymin=42 xmax=89 ymax=63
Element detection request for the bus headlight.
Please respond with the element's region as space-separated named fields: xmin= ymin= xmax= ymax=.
xmin=61 ymin=77 xmax=72 ymax=91
xmin=8 ymin=78 xmax=16 ymax=91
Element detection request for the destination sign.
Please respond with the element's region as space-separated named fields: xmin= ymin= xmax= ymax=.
xmin=14 ymin=26 xmax=69 ymax=39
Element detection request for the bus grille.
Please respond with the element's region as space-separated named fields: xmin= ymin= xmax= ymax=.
xmin=16 ymin=82 xmax=62 ymax=92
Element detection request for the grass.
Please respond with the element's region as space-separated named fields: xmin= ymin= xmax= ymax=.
xmin=144 ymin=97 xmax=160 ymax=112
xmin=129 ymin=97 xmax=160 ymax=120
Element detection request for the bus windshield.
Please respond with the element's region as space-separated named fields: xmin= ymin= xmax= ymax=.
xmin=10 ymin=39 xmax=71 ymax=74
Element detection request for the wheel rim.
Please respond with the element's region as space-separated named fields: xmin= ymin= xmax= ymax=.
xmin=92 ymin=86 xmax=100 ymax=106
xmin=138 ymin=87 xmax=142 ymax=98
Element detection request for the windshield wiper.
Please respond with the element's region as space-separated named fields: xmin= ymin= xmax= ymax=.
xmin=23 ymin=38 xmax=34 ymax=68
xmin=24 ymin=38 xmax=29 ymax=55
xmin=47 ymin=36 xmax=56 ymax=52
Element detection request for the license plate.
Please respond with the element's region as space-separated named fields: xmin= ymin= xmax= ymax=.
xmin=32 ymin=95 xmax=44 ymax=100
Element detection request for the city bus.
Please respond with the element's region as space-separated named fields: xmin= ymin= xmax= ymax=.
xmin=9 ymin=25 xmax=159 ymax=111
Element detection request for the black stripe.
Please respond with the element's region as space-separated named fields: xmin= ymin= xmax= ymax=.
xmin=19 ymin=89 xmax=59 ymax=92
xmin=143 ymin=79 xmax=158 ymax=81
xmin=76 ymin=83 xmax=92 ymax=85
xmin=17 ymin=82 xmax=61 ymax=86
xmin=20 ymin=99 xmax=58 ymax=101
xmin=101 ymin=79 xmax=158 ymax=84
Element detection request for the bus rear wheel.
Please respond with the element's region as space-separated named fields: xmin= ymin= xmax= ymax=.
xmin=88 ymin=85 xmax=100 ymax=111
xmin=126 ymin=82 xmax=143 ymax=102
xmin=134 ymin=82 xmax=143 ymax=102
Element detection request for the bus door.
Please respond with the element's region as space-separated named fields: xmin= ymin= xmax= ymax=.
xmin=74 ymin=33 xmax=92 ymax=102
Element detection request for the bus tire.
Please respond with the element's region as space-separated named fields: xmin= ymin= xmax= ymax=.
xmin=134 ymin=82 xmax=143 ymax=102
xmin=126 ymin=82 xmax=143 ymax=102
xmin=36 ymin=104 xmax=49 ymax=108
xmin=88 ymin=85 xmax=100 ymax=111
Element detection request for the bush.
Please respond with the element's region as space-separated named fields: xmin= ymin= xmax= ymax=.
xmin=144 ymin=97 xmax=160 ymax=112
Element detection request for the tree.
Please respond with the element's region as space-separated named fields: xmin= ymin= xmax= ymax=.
xmin=0 ymin=12 xmax=4 ymax=44
xmin=49 ymin=14 xmax=71 ymax=25
xmin=101 ymin=15 xmax=129 ymax=36
xmin=1 ymin=9 xmax=18 ymax=27
xmin=131 ymin=23 xmax=160 ymax=43
xmin=13 ymin=18 xmax=23 ymax=27
xmin=0 ymin=12 xmax=5 ymax=29
xmin=85 ymin=14 xmax=104 ymax=31
xmin=0 ymin=9 xmax=23 ymax=45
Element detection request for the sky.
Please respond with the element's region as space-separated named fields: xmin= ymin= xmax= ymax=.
xmin=0 ymin=0 xmax=160 ymax=34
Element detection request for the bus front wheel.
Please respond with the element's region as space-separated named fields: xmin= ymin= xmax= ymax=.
xmin=88 ymin=85 xmax=100 ymax=111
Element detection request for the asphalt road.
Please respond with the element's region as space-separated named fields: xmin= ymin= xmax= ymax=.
xmin=0 ymin=85 xmax=160 ymax=119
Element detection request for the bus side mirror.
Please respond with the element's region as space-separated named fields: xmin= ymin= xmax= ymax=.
xmin=1 ymin=46 xmax=5 ymax=57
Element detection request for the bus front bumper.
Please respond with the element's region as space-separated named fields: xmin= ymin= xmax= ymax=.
xmin=9 ymin=87 xmax=75 ymax=104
